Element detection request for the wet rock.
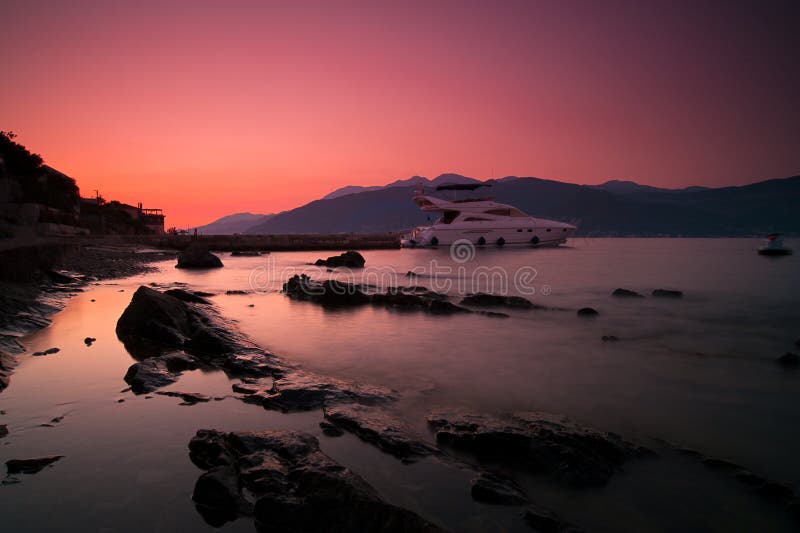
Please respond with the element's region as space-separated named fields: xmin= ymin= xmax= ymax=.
xmin=0 ymin=351 xmax=14 ymax=392
xmin=5 ymin=456 xmax=64 ymax=474
xmin=460 ymin=293 xmax=540 ymax=309
xmin=776 ymin=352 xmax=800 ymax=368
xmin=319 ymin=421 xmax=344 ymax=437
xmin=576 ymin=307 xmax=598 ymax=317
xmin=323 ymin=404 xmax=436 ymax=462
xmin=470 ymin=472 xmax=528 ymax=505
xmin=652 ymin=289 xmax=683 ymax=298
xmin=428 ymin=409 xmax=649 ymax=487
xmin=155 ymin=391 xmax=212 ymax=405
xmin=522 ymin=504 xmax=584 ymax=532
xmin=84 ymin=337 xmax=96 ymax=346
xmin=176 ymin=243 xmax=224 ymax=269
xmin=238 ymin=370 xmax=395 ymax=412
xmin=164 ymin=288 xmax=212 ymax=304
xmin=225 ymin=290 xmax=250 ymax=295
xmin=188 ymin=429 xmax=442 ymax=531
xmin=313 ymin=250 xmax=366 ymax=268
xmin=0 ymin=424 xmax=7 ymax=439
xmin=193 ymin=291 xmax=215 ymax=297
xmin=32 ymin=347 xmax=60 ymax=356
xmin=612 ymin=288 xmax=643 ymax=298
xmin=601 ymin=335 xmax=619 ymax=342
xmin=284 ymin=275 xmax=371 ymax=307
xmin=125 ymin=358 xmax=183 ymax=393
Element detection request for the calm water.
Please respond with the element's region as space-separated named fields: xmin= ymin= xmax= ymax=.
xmin=1 ymin=239 xmax=799 ymax=532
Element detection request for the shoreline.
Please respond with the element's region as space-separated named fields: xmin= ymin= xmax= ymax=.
xmin=0 ymin=242 xmax=176 ymax=393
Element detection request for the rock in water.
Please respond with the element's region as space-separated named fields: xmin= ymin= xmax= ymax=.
xmin=576 ymin=307 xmax=598 ymax=317
xmin=601 ymin=335 xmax=619 ymax=342
xmin=32 ymin=347 xmax=60 ymax=356
xmin=470 ymin=472 xmax=529 ymax=505
xmin=523 ymin=504 xmax=585 ymax=532
xmin=0 ymin=424 xmax=7 ymax=439
xmin=176 ymin=243 xmax=223 ymax=269
xmin=164 ymin=288 xmax=212 ymax=304
xmin=188 ymin=429 xmax=443 ymax=531
xmin=428 ymin=409 xmax=650 ymax=487
xmin=652 ymin=289 xmax=683 ymax=298
xmin=5 ymin=456 xmax=64 ymax=474
xmin=322 ymin=404 xmax=436 ymax=462
xmin=612 ymin=288 xmax=643 ymax=298
xmin=313 ymin=250 xmax=366 ymax=268
xmin=776 ymin=352 xmax=800 ymax=368
xmin=460 ymin=293 xmax=541 ymax=309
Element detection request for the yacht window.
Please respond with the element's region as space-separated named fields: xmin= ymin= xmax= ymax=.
xmin=527 ymin=229 xmax=532 ymax=232
xmin=463 ymin=217 xmax=492 ymax=222
xmin=485 ymin=208 xmax=511 ymax=216
xmin=516 ymin=229 xmax=522 ymax=232
xmin=508 ymin=208 xmax=527 ymax=217
xmin=546 ymin=228 xmax=551 ymax=232
xmin=441 ymin=211 xmax=460 ymax=224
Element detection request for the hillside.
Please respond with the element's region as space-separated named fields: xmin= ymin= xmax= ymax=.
xmin=245 ymin=174 xmax=800 ymax=237
xmin=194 ymin=212 xmax=273 ymax=235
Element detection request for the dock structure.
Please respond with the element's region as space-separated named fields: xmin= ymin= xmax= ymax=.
xmin=121 ymin=232 xmax=401 ymax=251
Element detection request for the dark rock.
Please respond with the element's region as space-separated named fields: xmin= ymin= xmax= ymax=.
xmin=522 ymin=504 xmax=584 ymax=532
xmin=428 ymin=409 xmax=649 ymax=487
xmin=319 ymin=421 xmax=344 ymax=437
xmin=225 ymin=290 xmax=250 ymax=295
xmin=478 ymin=311 xmax=510 ymax=318
xmin=164 ymin=288 xmax=212 ymax=304
xmin=125 ymin=358 xmax=182 ymax=393
xmin=776 ymin=352 xmax=800 ymax=368
xmin=6 ymin=456 xmax=64 ymax=474
xmin=601 ymin=335 xmax=619 ymax=342
xmin=231 ymin=250 xmax=261 ymax=257
xmin=176 ymin=243 xmax=223 ymax=269
xmin=0 ymin=424 xmax=7 ymax=439
xmin=84 ymin=337 xmax=96 ymax=346
xmin=470 ymin=472 xmax=528 ymax=505
xmin=652 ymin=289 xmax=683 ymax=298
xmin=323 ymin=404 xmax=436 ymax=462
xmin=188 ymin=429 xmax=442 ymax=531
xmin=155 ymin=391 xmax=212 ymax=405
xmin=576 ymin=307 xmax=598 ymax=317
xmin=239 ymin=370 xmax=395 ymax=412
xmin=117 ymin=399 xmax=125 ymax=403
xmin=460 ymin=293 xmax=540 ymax=309
xmin=32 ymin=347 xmax=60 ymax=356
xmin=284 ymin=275 xmax=370 ymax=307
xmin=313 ymin=250 xmax=366 ymax=268
xmin=193 ymin=291 xmax=215 ymax=297
xmin=612 ymin=288 xmax=643 ymax=298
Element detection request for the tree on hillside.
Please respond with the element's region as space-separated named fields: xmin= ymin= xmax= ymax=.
xmin=0 ymin=131 xmax=43 ymax=176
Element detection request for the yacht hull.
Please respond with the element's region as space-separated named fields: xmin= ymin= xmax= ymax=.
xmin=401 ymin=225 xmax=575 ymax=247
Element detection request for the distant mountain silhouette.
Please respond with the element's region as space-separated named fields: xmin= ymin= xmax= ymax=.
xmin=322 ymin=173 xmax=480 ymax=200
xmin=194 ymin=212 xmax=273 ymax=234
xmin=242 ymin=174 xmax=800 ymax=236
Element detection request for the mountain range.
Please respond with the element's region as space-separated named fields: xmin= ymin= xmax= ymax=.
xmin=195 ymin=174 xmax=800 ymax=237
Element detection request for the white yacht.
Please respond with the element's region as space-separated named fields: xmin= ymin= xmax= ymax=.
xmin=401 ymin=184 xmax=577 ymax=247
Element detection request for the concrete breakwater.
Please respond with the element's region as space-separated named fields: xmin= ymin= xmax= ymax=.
xmin=120 ymin=232 xmax=402 ymax=251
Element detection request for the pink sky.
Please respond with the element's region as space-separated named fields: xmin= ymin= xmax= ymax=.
xmin=1 ymin=0 xmax=798 ymax=227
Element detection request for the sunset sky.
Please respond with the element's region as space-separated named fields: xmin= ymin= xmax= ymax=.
xmin=1 ymin=0 xmax=798 ymax=227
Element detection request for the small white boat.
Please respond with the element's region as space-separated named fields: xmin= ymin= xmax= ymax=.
xmin=757 ymin=233 xmax=792 ymax=256
xmin=401 ymin=183 xmax=576 ymax=247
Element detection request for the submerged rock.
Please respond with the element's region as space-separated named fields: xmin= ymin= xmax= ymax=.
xmin=652 ymin=289 xmax=683 ymax=298
xmin=470 ymin=472 xmax=528 ymax=505
xmin=428 ymin=409 xmax=650 ymax=487
xmin=319 ymin=420 xmax=344 ymax=437
xmin=522 ymin=504 xmax=585 ymax=532
xmin=460 ymin=293 xmax=540 ymax=309
xmin=176 ymin=243 xmax=223 ymax=269
xmin=323 ymin=404 xmax=436 ymax=462
xmin=576 ymin=307 xmax=598 ymax=317
xmin=612 ymin=288 xmax=643 ymax=298
xmin=155 ymin=390 xmax=212 ymax=405
xmin=5 ymin=456 xmax=64 ymax=474
xmin=776 ymin=352 xmax=800 ymax=368
xmin=32 ymin=347 xmax=60 ymax=356
xmin=313 ymin=250 xmax=366 ymax=268
xmin=188 ymin=429 xmax=442 ymax=531
xmin=236 ymin=370 xmax=395 ymax=412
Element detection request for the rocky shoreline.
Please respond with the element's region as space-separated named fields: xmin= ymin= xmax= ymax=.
xmin=0 ymin=243 xmax=175 ymax=393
